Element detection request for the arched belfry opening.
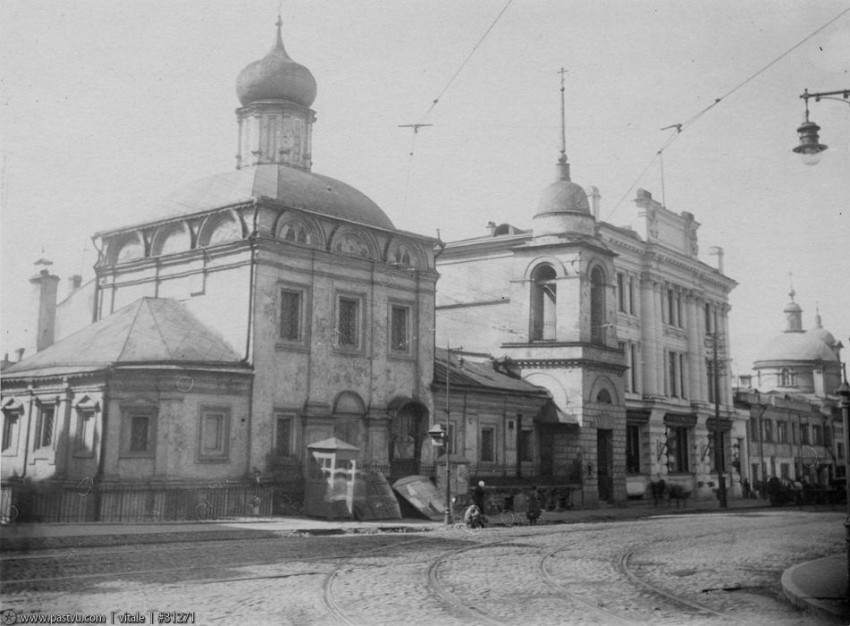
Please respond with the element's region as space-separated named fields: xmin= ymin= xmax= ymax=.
xmin=590 ymin=265 xmax=607 ymax=344
xmin=387 ymin=398 xmax=429 ymax=479
xmin=531 ymin=264 xmax=558 ymax=341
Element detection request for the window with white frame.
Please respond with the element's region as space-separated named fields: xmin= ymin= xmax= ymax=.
xmin=777 ymin=420 xmax=788 ymax=444
xmin=389 ymin=304 xmax=410 ymax=354
xmin=198 ymin=406 xmax=230 ymax=462
xmin=279 ymin=288 xmax=304 ymax=342
xmin=667 ymin=351 xmax=686 ymax=398
xmin=34 ymin=404 xmax=56 ymax=451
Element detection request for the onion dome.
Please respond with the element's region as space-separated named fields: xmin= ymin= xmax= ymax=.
xmin=236 ymin=17 xmax=317 ymax=108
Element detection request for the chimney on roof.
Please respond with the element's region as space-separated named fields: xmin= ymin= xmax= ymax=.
xmin=586 ymin=186 xmax=600 ymax=220
xmin=29 ymin=259 xmax=60 ymax=352
xmin=709 ymin=246 xmax=724 ymax=273
xmin=486 ymin=221 xmax=497 ymax=236
xmin=68 ymin=274 xmax=82 ymax=293
xmin=15 ymin=348 xmax=25 ymax=362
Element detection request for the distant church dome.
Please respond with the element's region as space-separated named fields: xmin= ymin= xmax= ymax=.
xmin=807 ymin=310 xmax=837 ymax=349
xmin=236 ymin=17 xmax=317 ymax=108
xmin=754 ymin=294 xmax=839 ymax=365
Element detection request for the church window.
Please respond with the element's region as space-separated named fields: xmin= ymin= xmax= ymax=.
xmin=274 ymin=414 xmax=293 ymax=457
xmin=130 ymin=416 xmax=150 ymax=452
xmin=121 ymin=406 xmax=156 ymax=457
xmin=336 ymin=295 xmax=362 ymax=349
xmin=590 ymin=266 xmax=607 ymax=344
xmin=280 ymin=289 xmax=303 ymax=342
xmin=390 ymin=305 xmax=410 ymax=354
xmin=75 ymin=409 xmax=96 ymax=456
xmin=530 ymin=264 xmax=557 ymax=341
xmin=34 ymin=405 xmax=55 ymax=451
xmin=2 ymin=410 xmax=20 ymax=454
xmin=198 ymin=406 xmax=230 ymax=462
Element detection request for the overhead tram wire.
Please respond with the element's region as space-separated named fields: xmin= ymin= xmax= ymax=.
xmin=604 ymin=5 xmax=850 ymax=222
xmin=399 ymin=0 xmax=514 ymax=210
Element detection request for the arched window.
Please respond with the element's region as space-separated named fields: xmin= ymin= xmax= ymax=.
xmin=596 ymin=389 xmax=612 ymax=404
xmin=279 ymin=221 xmax=311 ymax=245
xmin=590 ymin=266 xmax=607 ymax=344
xmin=530 ymin=264 xmax=557 ymax=341
xmin=152 ymin=224 xmax=190 ymax=256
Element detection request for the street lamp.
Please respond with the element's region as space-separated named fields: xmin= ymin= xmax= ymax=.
xmin=792 ymin=88 xmax=849 ymax=165
xmin=428 ymin=423 xmax=452 ymax=525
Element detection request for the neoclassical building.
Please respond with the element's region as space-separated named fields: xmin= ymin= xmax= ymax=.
xmin=435 ymin=87 xmax=740 ymax=506
xmin=1 ymin=20 xmax=437 ymax=498
xmin=735 ymin=293 xmax=845 ymax=488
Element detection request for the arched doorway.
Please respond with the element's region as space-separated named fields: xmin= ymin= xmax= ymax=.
xmin=387 ymin=398 xmax=429 ymax=480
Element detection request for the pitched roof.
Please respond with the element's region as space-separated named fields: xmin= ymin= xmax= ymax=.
xmin=3 ymin=298 xmax=243 ymax=379
xmin=433 ymin=348 xmax=548 ymax=396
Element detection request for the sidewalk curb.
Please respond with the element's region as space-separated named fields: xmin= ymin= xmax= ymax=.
xmin=781 ymin=555 xmax=850 ymax=621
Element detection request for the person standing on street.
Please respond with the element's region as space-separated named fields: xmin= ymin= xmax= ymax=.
xmin=526 ymin=485 xmax=541 ymax=525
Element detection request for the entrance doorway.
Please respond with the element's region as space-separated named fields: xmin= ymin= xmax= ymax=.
xmin=597 ymin=429 xmax=614 ymax=503
xmin=389 ymin=401 xmax=428 ymax=480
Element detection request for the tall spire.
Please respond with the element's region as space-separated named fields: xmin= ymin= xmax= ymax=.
xmin=556 ymin=67 xmax=570 ymax=181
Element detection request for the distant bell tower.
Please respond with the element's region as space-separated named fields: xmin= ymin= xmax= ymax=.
xmin=235 ymin=16 xmax=317 ymax=171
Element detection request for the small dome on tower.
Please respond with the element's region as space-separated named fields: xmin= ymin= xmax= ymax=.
xmin=535 ymin=163 xmax=591 ymax=217
xmin=236 ymin=17 xmax=317 ymax=108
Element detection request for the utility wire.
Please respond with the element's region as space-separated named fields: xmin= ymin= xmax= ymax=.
xmin=420 ymin=0 xmax=514 ymax=123
xmin=605 ymin=5 xmax=850 ymax=221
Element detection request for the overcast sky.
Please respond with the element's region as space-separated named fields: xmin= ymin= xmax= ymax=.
xmin=1 ymin=0 xmax=848 ymax=379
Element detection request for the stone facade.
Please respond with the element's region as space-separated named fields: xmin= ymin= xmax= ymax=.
xmin=436 ymin=187 xmax=740 ymax=506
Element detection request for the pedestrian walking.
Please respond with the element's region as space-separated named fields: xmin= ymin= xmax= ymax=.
xmin=526 ymin=485 xmax=541 ymax=525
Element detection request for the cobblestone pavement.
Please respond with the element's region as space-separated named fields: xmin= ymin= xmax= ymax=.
xmin=1 ymin=510 xmax=844 ymax=625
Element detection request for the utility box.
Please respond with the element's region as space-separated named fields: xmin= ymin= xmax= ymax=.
xmin=304 ymin=437 xmax=358 ymax=519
